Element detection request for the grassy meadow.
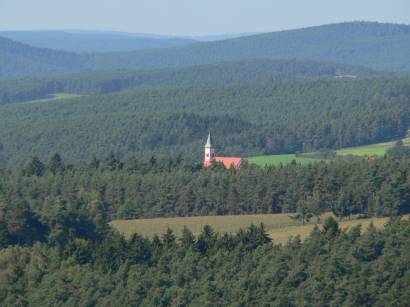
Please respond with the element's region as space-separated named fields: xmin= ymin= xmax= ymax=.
xmin=247 ymin=139 xmax=408 ymax=166
xmin=335 ymin=141 xmax=395 ymax=156
xmin=247 ymin=154 xmax=321 ymax=166
xmin=25 ymin=93 xmax=82 ymax=104
xmin=111 ymin=213 xmax=389 ymax=244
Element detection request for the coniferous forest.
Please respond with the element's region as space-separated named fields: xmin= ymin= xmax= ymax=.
xmin=0 ymin=155 xmax=410 ymax=306
xmin=1 ymin=216 xmax=409 ymax=306
xmin=1 ymin=155 xmax=410 ymax=221
xmin=1 ymin=19 xmax=410 ymax=306
xmin=1 ymin=22 xmax=410 ymax=79
xmin=1 ymin=76 xmax=410 ymax=166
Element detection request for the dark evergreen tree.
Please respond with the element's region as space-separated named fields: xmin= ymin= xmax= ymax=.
xmin=25 ymin=156 xmax=46 ymax=176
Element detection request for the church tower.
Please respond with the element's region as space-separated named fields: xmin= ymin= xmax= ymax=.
xmin=204 ymin=131 xmax=215 ymax=167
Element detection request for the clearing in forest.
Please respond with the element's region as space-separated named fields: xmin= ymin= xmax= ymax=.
xmin=25 ymin=93 xmax=83 ymax=104
xmin=111 ymin=213 xmax=389 ymax=244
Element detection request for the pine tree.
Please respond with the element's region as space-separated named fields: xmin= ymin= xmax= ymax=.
xmin=25 ymin=156 xmax=45 ymax=176
xmin=48 ymin=153 xmax=64 ymax=174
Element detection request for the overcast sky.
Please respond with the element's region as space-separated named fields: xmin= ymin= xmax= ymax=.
xmin=1 ymin=0 xmax=409 ymax=36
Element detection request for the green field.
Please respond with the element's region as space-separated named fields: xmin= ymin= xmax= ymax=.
xmin=248 ymin=139 xmax=405 ymax=166
xmin=247 ymin=154 xmax=321 ymax=166
xmin=26 ymin=93 xmax=83 ymax=103
xmin=336 ymin=141 xmax=396 ymax=156
xmin=111 ymin=213 xmax=389 ymax=244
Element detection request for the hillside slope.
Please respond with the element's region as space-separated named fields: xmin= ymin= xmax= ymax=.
xmin=87 ymin=22 xmax=410 ymax=72
xmin=0 ymin=77 xmax=409 ymax=166
xmin=0 ymin=37 xmax=88 ymax=78
xmin=0 ymin=58 xmax=379 ymax=105
xmin=0 ymin=31 xmax=196 ymax=52
xmin=1 ymin=22 xmax=410 ymax=79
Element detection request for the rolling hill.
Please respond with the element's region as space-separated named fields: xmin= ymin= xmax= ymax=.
xmin=0 ymin=58 xmax=379 ymax=105
xmin=86 ymin=22 xmax=410 ymax=72
xmin=0 ymin=36 xmax=88 ymax=78
xmin=0 ymin=77 xmax=409 ymax=166
xmin=0 ymin=30 xmax=196 ymax=52
xmin=1 ymin=22 xmax=410 ymax=79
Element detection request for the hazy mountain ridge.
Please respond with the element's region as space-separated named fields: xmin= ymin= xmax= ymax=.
xmin=86 ymin=22 xmax=410 ymax=71
xmin=0 ymin=30 xmax=197 ymax=52
xmin=1 ymin=21 xmax=409 ymax=79
xmin=0 ymin=36 xmax=88 ymax=78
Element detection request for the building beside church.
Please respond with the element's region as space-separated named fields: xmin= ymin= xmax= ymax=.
xmin=203 ymin=132 xmax=243 ymax=169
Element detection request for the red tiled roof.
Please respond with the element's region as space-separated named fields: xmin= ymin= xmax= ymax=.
xmin=214 ymin=157 xmax=243 ymax=169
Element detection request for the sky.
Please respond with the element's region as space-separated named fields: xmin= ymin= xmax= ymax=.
xmin=1 ymin=0 xmax=409 ymax=36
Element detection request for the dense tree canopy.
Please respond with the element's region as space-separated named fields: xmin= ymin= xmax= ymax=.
xmin=0 ymin=213 xmax=409 ymax=306
xmin=0 ymin=156 xmax=409 ymax=222
xmin=0 ymin=77 xmax=409 ymax=166
xmin=0 ymin=59 xmax=379 ymax=106
xmin=1 ymin=20 xmax=410 ymax=306
xmin=0 ymin=156 xmax=408 ymax=306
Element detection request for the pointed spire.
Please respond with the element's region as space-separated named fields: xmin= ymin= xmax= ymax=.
xmin=205 ymin=131 xmax=212 ymax=147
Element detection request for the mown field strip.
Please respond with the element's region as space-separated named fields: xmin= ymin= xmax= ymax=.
xmin=111 ymin=214 xmax=389 ymax=244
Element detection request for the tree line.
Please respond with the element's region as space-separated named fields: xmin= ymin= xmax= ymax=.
xmin=0 ymin=154 xmax=409 ymax=224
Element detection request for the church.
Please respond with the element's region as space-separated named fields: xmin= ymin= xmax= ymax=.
xmin=203 ymin=132 xmax=243 ymax=169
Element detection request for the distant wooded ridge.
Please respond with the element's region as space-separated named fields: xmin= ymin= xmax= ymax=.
xmin=0 ymin=30 xmax=197 ymax=52
xmin=0 ymin=21 xmax=409 ymax=167
xmin=0 ymin=58 xmax=380 ymax=105
xmin=0 ymin=76 xmax=409 ymax=166
xmin=0 ymin=30 xmax=257 ymax=52
xmin=1 ymin=22 xmax=410 ymax=79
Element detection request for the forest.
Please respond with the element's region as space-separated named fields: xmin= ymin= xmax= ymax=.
xmin=0 ymin=30 xmax=195 ymax=52
xmin=0 ymin=218 xmax=409 ymax=306
xmin=1 ymin=20 xmax=410 ymax=306
xmin=0 ymin=76 xmax=409 ymax=166
xmin=0 ymin=58 xmax=379 ymax=106
xmin=1 ymin=154 xmax=410 ymax=223
xmin=1 ymin=22 xmax=410 ymax=79
xmin=0 ymin=156 xmax=410 ymax=306
xmin=0 ymin=154 xmax=409 ymax=306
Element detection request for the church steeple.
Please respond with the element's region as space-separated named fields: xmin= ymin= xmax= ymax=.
xmin=202 ymin=131 xmax=243 ymax=169
xmin=203 ymin=131 xmax=215 ymax=167
xmin=205 ymin=131 xmax=212 ymax=147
